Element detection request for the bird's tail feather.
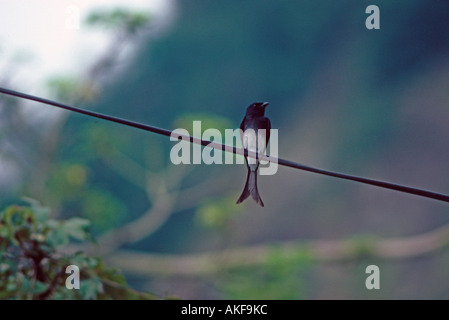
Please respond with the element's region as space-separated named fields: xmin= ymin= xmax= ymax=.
xmin=236 ymin=167 xmax=264 ymax=207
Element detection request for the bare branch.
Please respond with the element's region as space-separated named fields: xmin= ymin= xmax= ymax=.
xmin=103 ymin=223 xmax=449 ymax=277
xmin=95 ymin=164 xmax=193 ymax=254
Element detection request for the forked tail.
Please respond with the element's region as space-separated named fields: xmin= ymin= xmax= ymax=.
xmin=236 ymin=167 xmax=264 ymax=207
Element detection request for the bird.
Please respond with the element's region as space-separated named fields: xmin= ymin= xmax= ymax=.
xmin=236 ymin=102 xmax=271 ymax=207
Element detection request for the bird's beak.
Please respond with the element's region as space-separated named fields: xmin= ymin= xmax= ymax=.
xmin=262 ymin=102 xmax=269 ymax=108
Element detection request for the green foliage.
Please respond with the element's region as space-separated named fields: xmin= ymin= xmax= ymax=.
xmin=0 ymin=201 xmax=157 ymax=299
xmin=85 ymin=8 xmax=151 ymax=34
xmin=173 ymin=113 xmax=236 ymax=136
xmin=344 ymin=235 xmax=379 ymax=259
xmin=6 ymin=1 xmax=445 ymax=299
xmin=195 ymin=195 xmax=242 ymax=229
xmin=80 ymin=188 xmax=128 ymax=231
xmin=221 ymin=246 xmax=312 ymax=299
xmin=46 ymin=163 xmax=88 ymax=201
xmin=47 ymin=75 xmax=97 ymax=103
xmin=45 ymin=161 xmax=128 ymax=232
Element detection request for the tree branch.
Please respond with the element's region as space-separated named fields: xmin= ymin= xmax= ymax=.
xmin=103 ymin=222 xmax=449 ymax=276
xmin=95 ymin=165 xmax=193 ymax=254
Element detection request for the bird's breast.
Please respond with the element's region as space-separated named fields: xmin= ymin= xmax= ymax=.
xmin=242 ymin=129 xmax=267 ymax=154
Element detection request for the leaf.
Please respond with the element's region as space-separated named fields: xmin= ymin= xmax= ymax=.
xmin=0 ymin=201 xmax=157 ymax=299
xmin=47 ymin=223 xmax=69 ymax=247
xmin=21 ymin=197 xmax=49 ymax=222
xmin=63 ymin=218 xmax=91 ymax=241
xmin=79 ymin=277 xmax=103 ymax=300
xmin=85 ymin=8 xmax=151 ymax=34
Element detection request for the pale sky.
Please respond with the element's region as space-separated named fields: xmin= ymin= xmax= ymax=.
xmin=0 ymin=0 xmax=174 ymax=94
xmin=0 ymin=0 xmax=175 ymax=189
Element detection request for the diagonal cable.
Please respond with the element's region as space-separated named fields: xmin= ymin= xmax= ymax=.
xmin=1 ymin=86 xmax=448 ymax=204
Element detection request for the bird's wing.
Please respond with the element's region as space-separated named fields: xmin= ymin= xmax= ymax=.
xmin=265 ymin=117 xmax=271 ymax=145
xmin=240 ymin=118 xmax=246 ymax=148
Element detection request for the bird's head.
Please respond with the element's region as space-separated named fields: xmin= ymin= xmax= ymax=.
xmin=245 ymin=102 xmax=269 ymax=117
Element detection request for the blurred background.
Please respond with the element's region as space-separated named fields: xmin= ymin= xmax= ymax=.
xmin=1 ymin=0 xmax=449 ymax=299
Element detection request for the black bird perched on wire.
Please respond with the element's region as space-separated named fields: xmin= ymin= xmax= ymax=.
xmin=1 ymin=87 xmax=448 ymax=205
xmin=236 ymin=102 xmax=271 ymax=207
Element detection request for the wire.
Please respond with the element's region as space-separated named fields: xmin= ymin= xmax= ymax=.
xmin=1 ymin=86 xmax=449 ymax=204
